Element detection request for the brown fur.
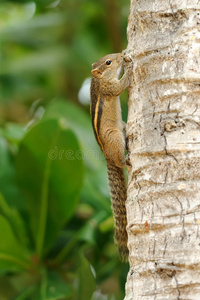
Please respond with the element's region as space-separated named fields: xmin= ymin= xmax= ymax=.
xmin=90 ymin=53 xmax=132 ymax=260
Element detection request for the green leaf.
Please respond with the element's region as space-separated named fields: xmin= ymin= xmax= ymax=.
xmin=39 ymin=271 xmax=72 ymax=300
xmin=16 ymin=119 xmax=84 ymax=258
xmin=0 ymin=137 xmax=23 ymax=209
xmin=43 ymin=100 xmax=100 ymax=168
xmin=43 ymin=100 xmax=111 ymax=211
xmin=0 ymin=193 xmax=29 ymax=248
xmin=77 ymin=247 xmax=96 ymax=300
xmin=0 ymin=215 xmax=31 ymax=272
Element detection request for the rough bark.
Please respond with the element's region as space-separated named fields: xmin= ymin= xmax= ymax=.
xmin=125 ymin=0 xmax=200 ymax=299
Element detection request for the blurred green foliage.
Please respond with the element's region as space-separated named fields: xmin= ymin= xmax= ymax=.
xmin=0 ymin=0 xmax=130 ymax=299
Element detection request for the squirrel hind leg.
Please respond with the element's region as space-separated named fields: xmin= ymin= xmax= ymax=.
xmin=104 ymin=136 xmax=125 ymax=168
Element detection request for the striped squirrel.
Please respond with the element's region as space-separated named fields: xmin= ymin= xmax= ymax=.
xmin=90 ymin=53 xmax=133 ymax=261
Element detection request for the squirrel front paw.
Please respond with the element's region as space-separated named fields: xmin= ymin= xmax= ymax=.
xmin=123 ymin=49 xmax=133 ymax=62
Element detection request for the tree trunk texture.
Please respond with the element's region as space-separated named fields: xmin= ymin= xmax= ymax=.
xmin=125 ymin=0 xmax=200 ymax=299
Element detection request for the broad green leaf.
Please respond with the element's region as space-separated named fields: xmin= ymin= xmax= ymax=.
xmin=16 ymin=270 xmax=72 ymax=300
xmin=0 ymin=193 xmax=29 ymax=248
xmin=38 ymin=271 xmax=72 ymax=300
xmin=43 ymin=100 xmax=104 ymax=169
xmin=0 ymin=137 xmax=23 ymax=209
xmin=43 ymin=100 xmax=111 ymax=211
xmin=0 ymin=215 xmax=31 ymax=272
xmin=16 ymin=119 xmax=84 ymax=257
xmin=77 ymin=247 xmax=96 ymax=300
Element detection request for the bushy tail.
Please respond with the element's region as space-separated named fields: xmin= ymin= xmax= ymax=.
xmin=107 ymin=161 xmax=128 ymax=261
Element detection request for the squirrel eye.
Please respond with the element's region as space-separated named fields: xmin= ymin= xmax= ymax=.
xmin=106 ymin=60 xmax=112 ymax=65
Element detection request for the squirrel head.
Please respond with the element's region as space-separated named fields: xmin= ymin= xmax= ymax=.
xmin=91 ymin=53 xmax=124 ymax=80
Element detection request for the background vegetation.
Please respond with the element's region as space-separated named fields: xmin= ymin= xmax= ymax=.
xmin=0 ymin=0 xmax=130 ymax=299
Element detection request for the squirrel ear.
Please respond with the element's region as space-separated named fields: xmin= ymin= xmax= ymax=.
xmin=91 ymin=68 xmax=102 ymax=79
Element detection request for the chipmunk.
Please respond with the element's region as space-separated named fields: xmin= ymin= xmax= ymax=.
xmin=90 ymin=52 xmax=132 ymax=261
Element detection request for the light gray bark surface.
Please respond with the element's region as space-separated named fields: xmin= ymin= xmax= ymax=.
xmin=125 ymin=0 xmax=200 ymax=299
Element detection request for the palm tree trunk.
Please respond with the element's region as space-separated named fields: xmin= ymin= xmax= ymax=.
xmin=125 ymin=1 xmax=200 ymax=299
